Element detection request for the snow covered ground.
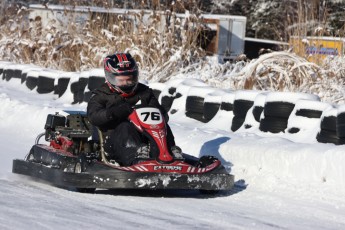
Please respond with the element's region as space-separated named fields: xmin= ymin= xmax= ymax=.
xmin=1 ymin=77 xmax=345 ymax=229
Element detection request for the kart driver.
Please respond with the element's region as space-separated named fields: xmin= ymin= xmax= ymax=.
xmin=87 ymin=52 xmax=182 ymax=166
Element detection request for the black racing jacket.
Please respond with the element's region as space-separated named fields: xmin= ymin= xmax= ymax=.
xmin=87 ymin=82 xmax=167 ymax=133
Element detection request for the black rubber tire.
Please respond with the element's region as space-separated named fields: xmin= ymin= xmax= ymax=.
xmin=87 ymin=76 xmax=104 ymax=91
xmin=337 ymin=112 xmax=345 ymax=123
xmin=220 ymin=102 xmax=233 ymax=111
xmin=231 ymin=116 xmax=245 ymax=132
xmin=168 ymin=87 xmax=176 ymax=95
xmin=0 ymin=67 xmax=4 ymax=78
xmin=252 ymin=106 xmax=264 ymax=122
xmin=13 ymin=69 xmax=22 ymax=79
xmin=70 ymin=78 xmax=88 ymax=104
xmin=37 ymin=76 xmax=55 ymax=94
xmin=320 ymin=116 xmax=336 ymax=131
xmin=25 ymin=76 xmax=38 ymax=90
xmin=295 ymin=109 xmax=322 ymax=118
xmin=264 ymin=101 xmax=295 ymax=119
xmin=336 ymin=123 xmax=345 ymax=138
xmin=56 ymin=78 xmax=70 ymax=97
xmin=4 ymin=69 xmax=13 ymax=81
xmin=203 ymin=102 xmax=220 ymax=121
xmin=233 ymin=99 xmax=254 ymax=117
xmin=161 ymin=96 xmax=174 ymax=112
xmin=316 ymin=130 xmax=340 ymax=144
xmin=185 ymin=111 xmax=206 ymax=123
xmin=186 ymin=96 xmax=204 ymax=114
xmin=21 ymin=72 xmax=27 ymax=83
xmin=287 ymin=127 xmax=300 ymax=134
xmin=259 ymin=116 xmax=288 ymax=133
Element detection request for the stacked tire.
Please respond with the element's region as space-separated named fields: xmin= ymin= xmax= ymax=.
xmin=286 ymin=100 xmax=331 ymax=137
xmin=316 ymin=107 xmax=342 ymax=144
xmin=242 ymin=92 xmax=268 ymax=130
xmin=0 ymin=62 xmax=12 ymax=79
xmin=231 ymin=90 xmax=262 ymax=131
xmin=203 ymin=91 xmax=236 ymax=131
xmin=203 ymin=90 xmax=229 ymax=122
xmin=157 ymin=79 xmax=186 ymax=112
xmin=26 ymin=70 xmax=40 ymax=90
xmin=185 ymin=86 xmax=215 ymax=123
xmin=84 ymin=69 xmax=104 ymax=102
xmin=37 ymin=70 xmax=60 ymax=94
xmin=168 ymin=79 xmax=208 ymax=116
xmin=161 ymin=87 xmax=176 ymax=112
xmin=3 ymin=64 xmax=23 ymax=81
xmin=56 ymin=72 xmax=71 ymax=97
xmin=148 ymin=82 xmax=166 ymax=101
xmin=21 ymin=65 xmax=41 ymax=84
xmin=260 ymin=92 xmax=320 ymax=133
xmin=336 ymin=105 xmax=345 ymax=144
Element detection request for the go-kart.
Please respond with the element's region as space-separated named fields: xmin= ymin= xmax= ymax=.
xmin=12 ymin=105 xmax=234 ymax=193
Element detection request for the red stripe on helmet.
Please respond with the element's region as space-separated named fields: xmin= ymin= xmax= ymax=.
xmin=122 ymin=54 xmax=130 ymax=67
xmin=116 ymin=54 xmax=123 ymax=63
xmin=122 ymin=54 xmax=128 ymax=61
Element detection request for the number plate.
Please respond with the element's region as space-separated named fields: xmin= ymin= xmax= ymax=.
xmin=136 ymin=107 xmax=163 ymax=125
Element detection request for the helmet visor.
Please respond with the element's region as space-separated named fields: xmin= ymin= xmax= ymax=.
xmin=105 ymin=72 xmax=138 ymax=87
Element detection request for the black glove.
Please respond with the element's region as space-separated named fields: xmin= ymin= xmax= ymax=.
xmin=106 ymin=102 xmax=133 ymax=121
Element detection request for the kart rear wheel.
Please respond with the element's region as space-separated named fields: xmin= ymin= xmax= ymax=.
xmin=74 ymin=162 xmax=96 ymax=193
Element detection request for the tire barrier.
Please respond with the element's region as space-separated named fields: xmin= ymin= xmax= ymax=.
xmin=316 ymin=107 xmax=344 ymax=145
xmin=5 ymin=60 xmax=345 ymax=145
xmin=231 ymin=90 xmax=261 ymax=131
xmin=231 ymin=99 xmax=254 ymax=131
xmin=4 ymin=64 xmax=22 ymax=81
xmin=336 ymin=105 xmax=345 ymax=138
xmin=286 ymin=100 xmax=331 ymax=136
xmin=185 ymin=86 xmax=215 ymax=123
xmin=242 ymin=93 xmax=268 ymax=130
xmin=56 ymin=77 xmax=70 ymax=97
xmin=20 ymin=66 xmax=41 ymax=84
xmin=295 ymin=109 xmax=323 ymax=119
xmin=203 ymin=101 xmax=220 ymax=121
xmin=260 ymin=92 xmax=320 ymax=134
xmin=0 ymin=62 xmax=10 ymax=78
xmin=70 ymin=77 xmax=88 ymax=104
xmin=84 ymin=69 xmax=104 ymax=102
xmin=264 ymin=102 xmax=295 ymax=118
xmin=203 ymin=90 xmax=228 ymax=121
xmin=161 ymin=93 xmax=175 ymax=112
xmin=158 ymin=86 xmax=177 ymax=112
xmin=167 ymin=79 xmax=208 ymax=116
xmin=260 ymin=116 xmax=289 ymax=133
xmin=25 ymin=70 xmax=40 ymax=90
xmin=252 ymin=106 xmax=264 ymax=122
xmin=220 ymin=92 xmax=235 ymax=112
xmin=37 ymin=70 xmax=60 ymax=94
xmin=185 ymin=96 xmax=205 ymax=122
xmin=148 ymin=82 xmax=166 ymax=101
xmin=37 ymin=76 xmax=55 ymax=94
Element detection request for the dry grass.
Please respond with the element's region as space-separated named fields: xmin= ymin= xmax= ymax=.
xmin=1 ymin=2 xmax=345 ymax=104
xmin=0 ymin=2 xmax=205 ymax=77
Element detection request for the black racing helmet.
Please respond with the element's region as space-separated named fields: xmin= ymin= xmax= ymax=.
xmin=103 ymin=52 xmax=139 ymax=94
